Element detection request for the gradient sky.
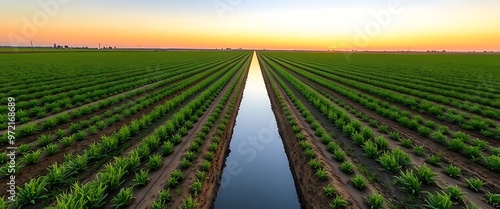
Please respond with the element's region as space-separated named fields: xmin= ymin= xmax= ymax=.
xmin=1 ymin=0 xmax=500 ymax=51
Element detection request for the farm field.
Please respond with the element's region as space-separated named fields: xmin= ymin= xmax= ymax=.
xmin=0 ymin=50 xmax=253 ymax=208
xmin=0 ymin=50 xmax=499 ymax=209
xmin=258 ymin=51 xmax=500 ymax=209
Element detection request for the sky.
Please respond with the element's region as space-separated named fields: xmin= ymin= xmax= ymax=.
xmin=1 ymin=0 xmax=500 ymax=51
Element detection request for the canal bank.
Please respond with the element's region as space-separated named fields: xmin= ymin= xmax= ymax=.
xmin=213 ymin=52 xmax=301 ymax=209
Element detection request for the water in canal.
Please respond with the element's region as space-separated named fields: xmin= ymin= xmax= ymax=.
xmin=214 ymin=52 xmax=300 ymax=209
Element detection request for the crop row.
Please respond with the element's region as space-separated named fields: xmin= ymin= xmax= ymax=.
xmin=0 ymin=59 xmax=234 ymax=174
xmin=49 ymin=55 xmax=245 ymax=209
xmin=3 ymin=54 xmax=250 ymax=208
xmin=263 ymin=54 xmax=500 ymax=173
xmin=151 ymin=57 xmax=248 ymax=208
xmin=269 ymin=55 xmax=500 ymax=135
xmin=260 ymin=52 xmax=499 ymax=208
xmin=273 ymin=54 xmax=500 ymax=110
xmin=0 ymin=53 xmax=242 ymax=138
xmin=0 ymin=54 xmax=246 ymax=127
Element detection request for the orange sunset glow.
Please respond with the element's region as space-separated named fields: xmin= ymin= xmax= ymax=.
xmin=1 ymin=0 xmax=500 ymax=51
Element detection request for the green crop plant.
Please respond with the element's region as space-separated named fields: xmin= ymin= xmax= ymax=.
xmin=309 ymin=159 xmax=323 ymax=170
xmin=323 ymin=184 xmax=336 ymax=197
xmin=392 ymin=148 xmax=411 ymax=168
xmin=485 ymin=192 xmax=500 ymax=208
xmin=321 ymin=134 xmax=332 ymax=145
xmin=327 ymin=142 xmax=338 ymax=153
xmin=465 ymin=177 xmax=484 ymax=192
xmin=330 ymin=195 xmax=348 ymax=209
xmin=46 ymin=163 xmax=73 ymax=186
xmin=69 ymin=123 xmax=79 ymax=133
xmin=135 ymin=144 xmax=150 ymax=159
xmin=201 ymin=160 xmax=212 ymax=172
xmin=352 ymin=131 xmax=366 ymax=146
xmin=41 ymin=117 xmax=57 ymax=129
xmin=181 ymin=195 xmax=197 ymax=209
xmin=389 ymin=131 xmax=400 ymax=140
xmin=340 ymin=161 xmax=354 ymax=174
xmin=296 ymin=132 xmax=305 ymax=141
xmin=417 ymin=126 xmax=432 ymax=137
xmin=342 ymin=124 xmax=356 ymax=138
xmin=161 ymin=141 xmax=174 ymax=156
xmin=22 ymin=150 xmax=42 ymax=165
xmin=204 ymin=152 xmax=215 ymax=161
xmin=378 ymin=125 xmax=389 ymax=134
xmin=463 ymin=146 xmax=480 ymax=159
xmin=148 ymin=154 xmax=163 ymax=171
xmin=447 ymin=138 xmax=465 ymax=152
xmin=471 ymin=139 xmax=488 ymax=150
xmin=400 ymin=138 xmax=413 ymax=148
xmin=299 ymin=140 xmax=311 ymax=150
xmin=75 ymin=130 xmax=86 ymax=141
xmin=413 ymin=145 xmax=426 ymax=156
xmin=181 ymin=158 xmax=192 ymax=169
xmin=185 ymin=151 xmax=197 ymax=162
xmin=415 ymin=164 xmax=436 ymax=185
xmin=484 ymin=155 xmax=500 ymax=172
xmin=0 ymin=152 xmax=7 ymax=164
xmin=395 ymin=170 xmax=421 ymax=195
xmin=445 ymin=164 xmax=461 ymax=178
xmin=424 ymin=192 xmax=452 ymax=209
xmin=18 ymin=123 xmax=38 ymax=137
xmin=144 ymin=135 xmax=160 ymax=150
xmin=361 ymin=127 xmax=374 ymax=140
xmin=102 ymin=136 xmax=119 ymax=152
xmin=209 ymin=142 xmax=218 ymax=152
xmin=16 ymin=178 xmax=48 ymax=207
xmin=333 ymin=150 xmax=346 ymax=162
xmin=426 ymin=155 xmax=441 ymax=166
xmin=18 ymin=144 xmax=31 ymax=154
xmin=374 ymin=136 xmax=389 ymax=151
xmin=55 ymin=129 xmax=67 ymax=139
xmin=172 ymin=134 xmax=182 ymax=145
xmin=134 ymin=169 xmax=149 ymax=187
xmin=60 ymin=135 xmax=76 ymax=147
xmin=38 ymin=134 xmax=52 ymax=146
xmin=87 ymin=125 xmax=98 ymax=135
xmin=159 ymin=189 xmax=172 ymax=202
xmin=316 ymin=168 xmax=328 ymax=181
xmin=444 ymin=185 xmax=464 ymax=203
xmin=167 ymin=176 xmax=180 ymax=188
xmin=377 ymin=152 xmax=400 ymax=173
xmin=197 ymin=170 xmax=206 ymax=180
xmin=96 ymin=165 xmax=126 ymax=190
xmin=363 ymin=140 xmax=380 ymax=159
xmin=351 ymin=174 xmax=367 ymax=190
xmin=365 ymin=192 xmax=384 ymax=209
xmin=112 ymin=187 xmax=134 ymax=208
xmin=190 ymin=179 xmax=203 ymax=194
xmin=304 ymin=149 xmax=315 ymax=159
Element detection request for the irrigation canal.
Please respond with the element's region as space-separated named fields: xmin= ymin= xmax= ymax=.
xmin=214 ymin=52 xmax=301 ymax=209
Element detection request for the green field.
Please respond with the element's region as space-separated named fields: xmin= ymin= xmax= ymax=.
xmin=0 ymin=51 xmax=499 ymax=208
